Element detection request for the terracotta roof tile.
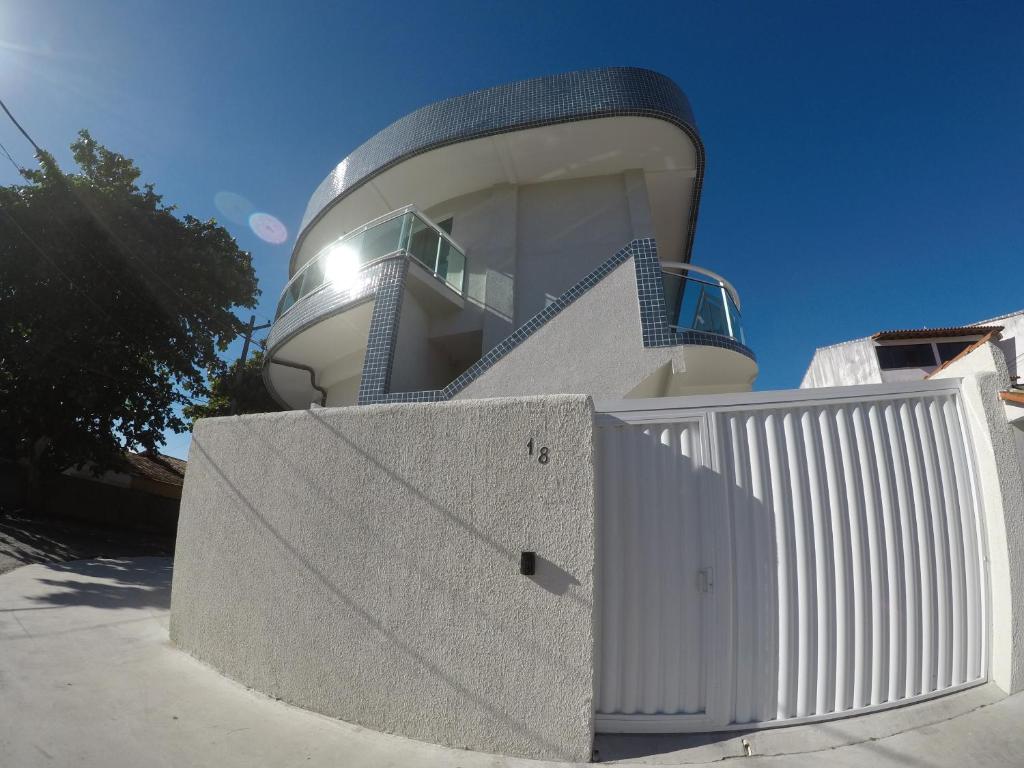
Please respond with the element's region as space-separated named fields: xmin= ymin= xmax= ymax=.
xmin=123 ymin=451 xmax=187 ymax=487
xmin=872 ymin=325 xmax=1003 ymax=341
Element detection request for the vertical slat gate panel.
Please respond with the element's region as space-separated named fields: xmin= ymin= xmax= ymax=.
xmin=596 ymin=386 xmax=986 ymax=732
xmin=597 ymin=420 xmax=709 ymax=718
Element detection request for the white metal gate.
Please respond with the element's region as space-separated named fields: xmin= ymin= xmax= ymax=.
xmin=595 ymin=381 xmax=988 ymax=732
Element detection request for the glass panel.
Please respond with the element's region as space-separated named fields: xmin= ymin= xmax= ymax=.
xmin=677 ymin=279 xmax=730 ymax=337
xmin=691 ymin=287 xmax=730 ymax=336
xmin=436 ymin=237 xmax=465 ymax=292
xmin=726 ymin=292 xmax=745 ymax=345
xmin=360 ymin=215 xmax=405 ymax=263
xmin=276 ymin=277 xmax=303 ymax=317
xmin=276 ymin=290 xmax=293 ymax=318
xmin=298 ymin=257 xmax=325 ymax=296
xmin=663 ymin=270 xmax=745 ymax=343
xmin=661 ymin=272 xmax=684 ymax=326
xmin=275 ymin=209 xmax=468 ymax=318
xmin=407 ymin=215 xmax=441 ymax=272
xmin=936 ymin=340 xmax=972 ymax=363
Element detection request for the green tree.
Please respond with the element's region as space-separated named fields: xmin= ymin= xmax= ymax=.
xmin=0 ymin=130 xmax=259 ymax=493
xmin=184 ymin=350 xmax=281 ymax=423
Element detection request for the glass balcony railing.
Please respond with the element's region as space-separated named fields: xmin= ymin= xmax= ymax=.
xmin=661 ymin=264 xmax=746 ymax=346
xmin=276 ymin=207 xmax=467 ymax=319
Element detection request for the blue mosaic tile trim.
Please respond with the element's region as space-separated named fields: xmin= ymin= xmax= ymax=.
xmin=631 ymin=238 xmax=674 ymax=347
xmin=293 ymin=67 xmax=705 ymax=273
xmin=361 ymin=239 xmax=756 ymax=406
xmin=356 ymin=258 xmax=409 ymax=404
xmin=265 ymin=262 xmax=388 ymax=352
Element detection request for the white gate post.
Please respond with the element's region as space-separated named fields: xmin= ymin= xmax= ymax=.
xmin=933 ymin=343 xmax=1024 ymax=694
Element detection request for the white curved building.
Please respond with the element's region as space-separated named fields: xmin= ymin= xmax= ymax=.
xmin=262 ymin=67 xmax=757 ymax=410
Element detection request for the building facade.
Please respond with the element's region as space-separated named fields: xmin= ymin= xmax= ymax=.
xmin=173 ymin=69 xmax=1024 ymax=762
xmin=263 ymin=67 xmax=757 ymax=410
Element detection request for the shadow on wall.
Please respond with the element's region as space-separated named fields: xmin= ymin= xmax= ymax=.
xmin=186 ymin=415 xmax=587 ymax=758
xmin=534 ymin=555 xmax=580 ymax=596
xmin=595 ymin=398 xmax=985 ymax=759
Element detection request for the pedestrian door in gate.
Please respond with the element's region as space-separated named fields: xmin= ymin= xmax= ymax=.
xmin=595 ymin=415 xmax=728 ymax=731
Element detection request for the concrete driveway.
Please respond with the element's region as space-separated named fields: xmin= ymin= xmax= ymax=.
xmin=0 ymin=557 xmax=1021 ymax=767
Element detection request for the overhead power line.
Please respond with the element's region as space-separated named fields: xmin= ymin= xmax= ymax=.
xmin=0 ymin=96 xmax=42 ymax=156
xmin=0 ymin=139 xmax=22 ymax=175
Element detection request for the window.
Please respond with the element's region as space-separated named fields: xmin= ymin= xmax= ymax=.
xmin=436 ymin=217 xmax=453 ymax=236
xmin=876 ymin=343 xmax=938 ymax=370
xmin=936 ymin=341 xmax=973 ymax=363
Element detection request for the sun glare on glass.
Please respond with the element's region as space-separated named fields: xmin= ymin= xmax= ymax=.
xmin=323 ymin=244 xmax=361 ymax=289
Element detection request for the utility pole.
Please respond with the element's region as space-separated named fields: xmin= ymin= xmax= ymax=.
xmin=230 ymin=314 xmax=272 ymax=415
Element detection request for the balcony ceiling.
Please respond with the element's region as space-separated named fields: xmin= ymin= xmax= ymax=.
xmin=294 ymin=116 xmax=698 ymax=274
xmin=264 ymin=299 xmax=376 ymax=409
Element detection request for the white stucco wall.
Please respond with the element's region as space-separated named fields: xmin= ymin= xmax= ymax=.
xmin=456 ymin=257 xmax=670 ymax=400
xmin=424 ymin=172 xmax=653 ymax=357
xmin=170 ymin=396 xmax=598 ymax=761
xmin=515 ymin=174 xmax=634 ymax=323
xmin=455 ymin=256 xmax=755 ymax=400
xmin=389 ymin=288 xmax=452 ymax=393
xmin=800 ymin=338 xmax=881 ymax=388
xmin=933 ymin=344 xmax=1024 ymax=694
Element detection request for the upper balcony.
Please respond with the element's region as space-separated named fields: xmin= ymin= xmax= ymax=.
xmin=276 ymin=206 xmax=466 ymax=321
xmin=660 ymin=263 xmax=746 ymax=346
xmin=264 ymin=207 xmax=467 ymax=409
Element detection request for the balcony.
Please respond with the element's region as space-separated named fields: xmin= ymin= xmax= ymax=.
xmin=660 ymin=263 xmax=746 ymax=346
xmin=276 ymin=206 xmax=467 ymax=320
xmin=264 ymin=207 xmax=468 ymax=409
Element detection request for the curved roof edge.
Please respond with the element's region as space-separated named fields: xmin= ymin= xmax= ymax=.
xmin=291 ymin=67 xmax=706 ymax=273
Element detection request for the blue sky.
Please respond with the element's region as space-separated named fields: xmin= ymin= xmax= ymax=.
xmin=2 ymin=1 xmax=1022 ymax=458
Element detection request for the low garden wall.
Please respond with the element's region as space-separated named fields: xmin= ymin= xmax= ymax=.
xmin=170 ymin=395 xmax=597 ymax=761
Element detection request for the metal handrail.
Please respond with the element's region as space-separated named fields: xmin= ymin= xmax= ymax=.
xmin=275 ymin=206 xmax=467 ymax=319
xmin=660 ymin=261 xmax=741 ymax=311
xmin=284 ymin=205 xmax=466 ymax=296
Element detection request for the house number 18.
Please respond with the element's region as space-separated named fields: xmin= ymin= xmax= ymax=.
xmin=526 ymin=438 xmax=550 ymax=465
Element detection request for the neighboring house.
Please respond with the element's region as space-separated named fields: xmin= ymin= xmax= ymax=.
xmin=174 ymin=69 xmax=1024 ymax=762
xmin=64 ymin=451 xmax=187 ymax=500
xmin=54 ymin=450 xmax=185 ymax=534
xmin=801 ymin=309 xmax=1024 ymax=388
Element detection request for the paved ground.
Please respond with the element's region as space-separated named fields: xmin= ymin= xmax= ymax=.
xmin=0 ymin=515 xmax=173 ymax=576
xmin=0 ymin=557 xmax=1022 ymax=767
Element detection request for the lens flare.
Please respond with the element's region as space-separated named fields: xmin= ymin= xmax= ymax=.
xmin=213 ymin=191 xmax=253 ymax=225
xmin=249 ymin=212 xmax=288 ymax=245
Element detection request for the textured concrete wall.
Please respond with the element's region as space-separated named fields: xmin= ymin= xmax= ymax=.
xmin=389 ymin=289 xmax=452 ymax=393
xmin=456 ymin=257 xmax=687 ymax=400
xmin=516 ymin=174 xmax=635 ymax=322
xmin=423 ymin=174 xmax=651 ymax=352
xmin=170 ymin=396 xmax=597 ymax=761
xmin=934 ymin=344 xmax=1024 ymax=693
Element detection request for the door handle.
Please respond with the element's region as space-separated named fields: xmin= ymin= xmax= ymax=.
xmin=697 ymin=567 xmax=714 ymax=593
